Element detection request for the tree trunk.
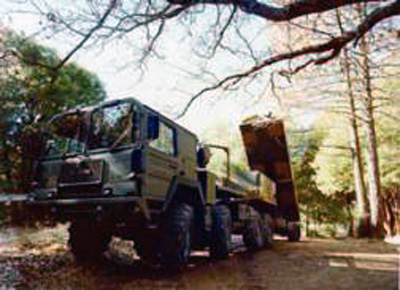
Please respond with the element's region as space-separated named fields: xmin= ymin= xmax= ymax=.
xmin=382 ymin=192 xmax=396 ymax=236
xmin=358 ymin=26 xmax=385 ymax=239
xmin=336 ymin=9 xmax=371 ymax=237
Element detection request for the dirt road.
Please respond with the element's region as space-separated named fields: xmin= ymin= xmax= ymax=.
xmin=0 ymin=225 xmax=398 ymax=289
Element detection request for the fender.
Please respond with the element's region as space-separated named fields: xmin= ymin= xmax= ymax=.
xmin=162 ymin=176 xmax=205 ymax=213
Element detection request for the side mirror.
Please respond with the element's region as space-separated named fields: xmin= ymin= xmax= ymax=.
xmin=131 ymin=111 xmax=141 ymax=141
xmin=131 ymin=149 xmax=143 ymax=173
xmin=197 ymin=145 xmax=211 ymax=168
xmin=147 ymin=114 xmax=159 ymax=140
xmin=132 ymin=112 xmax=140 ymax=130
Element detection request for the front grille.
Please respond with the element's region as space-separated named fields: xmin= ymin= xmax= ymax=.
xmin=57 ymin=158 xmax=104 ymax=198
xmin=58 ymin=182 xmax=102 ymax=198
xmin=59 ymin=159 xmax=103 ymax=184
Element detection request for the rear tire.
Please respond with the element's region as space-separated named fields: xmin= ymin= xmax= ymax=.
xmin=243 ymin=213 xmax=264 ymax=251
xmin=68 ymin=220 xmax=111 ymax=262
xmin=161 ymin=203 xmax=194 ymax=266
xmin=261 ymin=214 xmax=274 ymax=248
xmin=209 ymin=205 xmax=231 ymax=260
xmin=287 ymin=221 xmax=301 ymax=242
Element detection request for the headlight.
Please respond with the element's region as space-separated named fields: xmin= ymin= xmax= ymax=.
xmin=47 ymin=190 xmax=57 ymax=198
xmin=103 ymin=188 xmax=112 ymax=196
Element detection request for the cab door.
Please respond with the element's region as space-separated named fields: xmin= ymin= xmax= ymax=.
xmin=143 ymin=118 xmax=178 ymax=199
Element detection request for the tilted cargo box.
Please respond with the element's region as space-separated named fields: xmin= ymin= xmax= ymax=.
xmin=240 ymin=116 xmax=299 ymax=222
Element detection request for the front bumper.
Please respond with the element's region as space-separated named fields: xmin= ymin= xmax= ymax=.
xmin=26 ymin=196 xmax=149 ymax=222
xmin=27 ymin=196 xmax=141 ymax=205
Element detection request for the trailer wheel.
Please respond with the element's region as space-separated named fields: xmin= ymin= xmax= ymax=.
xmin=161 ymin=203 xmax=194 ymax=266
xmin=243 ymin=214 xmax=264 ymax=251
xmin=210 ymin=205 xmax=231 ymax=260
xmin=261 ymin=214 xmax=274 ymax=248
xmin=287 ymin=221 xmax=301 ymax=242
xmin=68 ymin=220 xmax=111 ymax=262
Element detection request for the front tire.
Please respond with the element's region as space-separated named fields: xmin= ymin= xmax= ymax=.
xmin=134 ymin=234 xmax=160 ymax=266
xmin=161 ymin=203 xmax=194 ymax=266
xmin=68 ymin=220 xmax=111 ymax=262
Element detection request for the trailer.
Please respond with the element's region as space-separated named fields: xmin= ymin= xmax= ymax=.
xmin=240 ymin=116 xmax=300 ymax=241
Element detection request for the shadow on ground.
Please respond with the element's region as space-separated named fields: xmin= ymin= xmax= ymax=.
xmin=0 ymin=226 xmax=398 ymax=289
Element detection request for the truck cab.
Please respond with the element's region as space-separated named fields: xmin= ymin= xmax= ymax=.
xmin=29 ymin=98 xmax=206 ymax=264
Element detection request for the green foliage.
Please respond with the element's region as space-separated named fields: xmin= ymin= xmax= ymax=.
xmin=292 ymin=129 xmax=325 ymax=218
xmin=306 ymin=112 xmax=354 ymax=194
xmin=201 ymin=120 xmax=249 ymax=179
xmin=378 ymin=76 xmax=400 ymax=186
xmin=1 ymin=30 xmax=106 ymax=119
xmin=316 ymin=147 xmax=354 ymax=194
xmin=289 ymin=124 xmax=353 ymax=235
xmin=0 ymin=30 xmax=106 ymax=192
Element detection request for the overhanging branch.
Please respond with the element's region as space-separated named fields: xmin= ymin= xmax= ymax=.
xmin=168 ymin=0 xmax=383 ymax=21
xmin=176 ymin=0 xmax=400 ymax=118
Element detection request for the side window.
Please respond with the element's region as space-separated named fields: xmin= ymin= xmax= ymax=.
xmin=150 ymin=121 xmax=175 ymax=155
xmin=88 ymin=102 xmax=132 ymax=150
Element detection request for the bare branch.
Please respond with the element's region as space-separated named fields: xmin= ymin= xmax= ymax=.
xmin=55 ymin=0 xmax=119 ymax=70
xmin=102 ymin=5 xmax=188 ymax=34
xmin=269 ymin=73 xmax=283 ymax=109
xmin=176 ymin=0 xmax=400 ymax=118
xmin=189 ymin=6 xmax=237 ymax=59
xmin=210 ymin=6 xmax=237 ymax=57
xmin=139 ymin=20 xmax=166 ymax=63
xmin=175 ymin=69 xmax=260 ymax=119
xmin=234 ymin=24 xmax=259 ymax=64
xmin=288 ymin=21 xmax=335 ymax=38
xmin=278 ymin=59 xmax=315 ymax=76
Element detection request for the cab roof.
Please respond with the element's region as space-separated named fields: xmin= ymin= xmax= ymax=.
xmin=50 ymin=97 xmax=198 ymax=141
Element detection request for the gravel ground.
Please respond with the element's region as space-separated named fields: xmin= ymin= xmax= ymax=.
xmin=0 ymin=225 xmax=398 ymax=289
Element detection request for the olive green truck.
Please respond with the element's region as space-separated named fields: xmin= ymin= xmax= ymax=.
xmin=27 ymin=98 xmax=300 ymax=265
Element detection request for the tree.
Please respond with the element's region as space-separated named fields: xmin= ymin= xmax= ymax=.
xmin=0 ymin=30 xmax=106 ymax=192
xmin=277 ymin=3 xmax=396 ymax=238
xmin=339 ymin=47 xmax=371 ymax=237
xmin=357 ymin=25 xmax=385 ymax=238
xmin=331 ymin=6 xmax=372 ymax=237
xmin=290 ymin=126 xmax=324 ymax=235
xmin=377 ymin=60 xmax=400 ymax=236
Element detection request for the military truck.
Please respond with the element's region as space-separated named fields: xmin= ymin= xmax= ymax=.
xmin=27 ymin=98 xmax=300 ymax=265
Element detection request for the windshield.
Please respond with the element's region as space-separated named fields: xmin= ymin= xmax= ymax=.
xmin=44 ymin=102 xmax=137 ymax=156
xmin=87 ymin=102 xmax=135 ymax=150
xmin=45 ymin=112 xmax=86 ymax=157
